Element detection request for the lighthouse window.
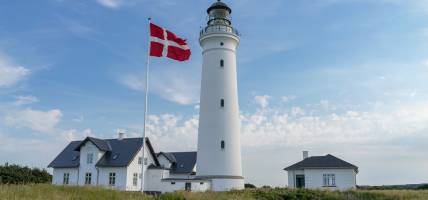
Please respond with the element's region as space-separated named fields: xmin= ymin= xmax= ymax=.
xmin=220 ymin=42 xmax=224 ymax=46
xmin=220 ymin=59 xmax=224 ymax=67
xmin=220 ymin=99 xmax=224 ymax=107
xmin=221 ymin=140 xmax=225 ymax=150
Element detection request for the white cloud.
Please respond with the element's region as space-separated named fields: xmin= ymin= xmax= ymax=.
xmin=135 ymin=95 xmax=428 ymax=151
xmin=14 ymin=96 xmax=39 ymax=106
xmin=0 ymin=55 xmax=29 ymax=87
xmin=5 ymin=109 xmax=63 ymax=133
xmin=125 ymin=114 xmax=199 ymax=152
xmin=96 ymin=0 xmax=123 ymax=8
xmin=120 ymin=74 xmax=145 ymax=92
xmin=254 ymin=95 xmax=271 ymax=108
xmin=62 ymin=128 xmax=92 ymax=141
xmin=281 ymin=95 xmax=296 ymax=103
xmin=119 ymin=71 xmax=199 ymax=105
xmin=72 ymin=115 xmax=85 ymax=123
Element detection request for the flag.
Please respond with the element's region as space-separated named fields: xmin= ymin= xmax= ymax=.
xmin=149 ymin=23 xmax=191 ymax=61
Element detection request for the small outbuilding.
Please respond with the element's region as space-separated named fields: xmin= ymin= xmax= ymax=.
xmin=284 ymin=151 xmax=358 ymax=190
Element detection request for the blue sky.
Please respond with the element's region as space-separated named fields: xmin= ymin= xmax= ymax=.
xmin=1 ymin=0 xmax=428 ymax=187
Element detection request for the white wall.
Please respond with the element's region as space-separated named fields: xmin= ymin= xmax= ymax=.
xmin=157 ymin=155 xmax=172 ymax=168
xmin=145 ymin=169 xmax=211 ymax=193
xmin=78 ymin=141 xmax=105 ymax=186
xmin=287 ymin=169 xmax=356 ymax=190
xmin=287 ymin=170 xmax=304 ymax=188
xmin=52 ymin=168 xmax=78 ymax=185
xmin=126 ymin=145 xmax=157 ymax=191
xmin=197 ymin=24 xmax=244 ymax=192
xmin=211 ymin=179 xmax=244 ymax=191
xmin=98 ymin=167 xmax=127 ymax=190
xmin=305 ymin=169 xmax=356 ymax=190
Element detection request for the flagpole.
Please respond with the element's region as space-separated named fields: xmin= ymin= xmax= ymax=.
xmin=141 ymin=17 xmax=151 ymax=193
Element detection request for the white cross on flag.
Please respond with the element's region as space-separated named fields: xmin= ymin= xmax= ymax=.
xmin=149 ymin=23 xmax=191 ymax=61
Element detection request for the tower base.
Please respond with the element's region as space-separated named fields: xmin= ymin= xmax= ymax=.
xmin=210 ymin=178 xmax=244 ymax=191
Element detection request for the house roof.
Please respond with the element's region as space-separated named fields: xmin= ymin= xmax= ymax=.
xmin=157 ymin=151 xmax=196 ymax=174
xmin=48 ymin=137 xmax=159 ymax=168
xmin=47 ymin=141 xmax=81 ymax=168
xmin=74 ymin=137 xmax=112 ymax=152
xmin=283 ymin=154 xmax=358 ymax=173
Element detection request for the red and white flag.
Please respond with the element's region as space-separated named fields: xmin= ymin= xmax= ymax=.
xmin=149 ymin=23 xmax=191 ymax=61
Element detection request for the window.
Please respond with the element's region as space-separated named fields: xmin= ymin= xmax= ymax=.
xmin=138 ymin=157 xmax=142 ymax=165
xmin=220 ymin=99 xmax=224 ymax=108
xmin=171 ymin=182 xmax=176 ymax=185
xmin=220 ymin=59 xmax=224 ymax=67
xmin=133 ymin=173 xmax=138 ymax=186
xmin=63 ymin=173 xmax=69 ymax=185
xmin=87 ymin=153 xmax=93 ymax=164
xmin=200 ymin=182 xmax=204 ymax=185
xmin=221 ymin=140 xmax=225 ymax=150
xmin=109 ymin=172 xmax=116 ymax=186
xmin=85 ymin=173 xmax=92 ymax=185
xmin=323 ymin=174 xmax=336 ymax=187
xmin=220 ymin=42 xmax=224 ymax=46
xmin=144 ymin=157 xmax=148 ymax=165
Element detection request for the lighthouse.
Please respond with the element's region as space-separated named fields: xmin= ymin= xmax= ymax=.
xmin=196 ymin=1 xmax=244 ymax=191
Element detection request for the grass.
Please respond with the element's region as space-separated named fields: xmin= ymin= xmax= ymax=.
xmin=1 ymin=184 xmax=428 ymax=200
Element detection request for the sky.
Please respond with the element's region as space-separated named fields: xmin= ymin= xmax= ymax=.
xmin=0 ymin=0 xmax=428 ymax=187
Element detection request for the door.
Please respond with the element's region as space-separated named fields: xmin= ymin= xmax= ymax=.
xmin=185 ymin=182 xmax=191 ymax=191
xmin=295 ymin=175 xmax=305 ymax=188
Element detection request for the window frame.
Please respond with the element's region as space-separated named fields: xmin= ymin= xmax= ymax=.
xmin=133 ymin=173 xmax=138 ymax=186
xmin=87 ymin=153 xmax=93 ymax=164
xmin=109 ymin=172 xmax=116 ymax=186
xmin=85 ymin=172 xmax=92 ymax=185
xmin=63 ymin=173 xmax=70 ymax=185
xmin=323 ymin=174 xmax=336 ymax=187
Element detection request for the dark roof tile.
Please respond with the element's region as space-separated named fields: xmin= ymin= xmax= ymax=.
xmin=284 ymin=154 xmax=358 ymax=172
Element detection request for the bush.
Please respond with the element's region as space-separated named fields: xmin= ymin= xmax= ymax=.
xmin=245 ymin=183 xmax=256 ymax=189
xmin=418 ymin=184 xmax=428 ymax=190
xmin=0 ymin=163 xmax=52 ymax=184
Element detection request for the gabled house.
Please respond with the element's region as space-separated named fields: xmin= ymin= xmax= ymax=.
xmin=48 ymin=135 xmax=210 ymax=193
xmin=284 ymin=151 xmax=358 ymax=190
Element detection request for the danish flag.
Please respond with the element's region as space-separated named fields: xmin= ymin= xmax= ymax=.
xmin=149 ymin=23 xmax=191 ymax=61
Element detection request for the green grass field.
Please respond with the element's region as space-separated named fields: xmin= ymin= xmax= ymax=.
xmin=1 ymin=184 xmax=428 ymax=200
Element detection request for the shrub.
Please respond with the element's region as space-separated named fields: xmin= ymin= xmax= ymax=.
xmin=245 ymin=183 xmax=256 ymax=189
xmin=0 ymin=163 xmax=51 ymax=184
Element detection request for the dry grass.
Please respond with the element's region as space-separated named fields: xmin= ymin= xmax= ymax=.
xmin=1 ymin=184 xmax=428 ymax=200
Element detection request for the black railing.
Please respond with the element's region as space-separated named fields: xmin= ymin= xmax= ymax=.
xmin=200 ymin=25 xmax=239 ymax=37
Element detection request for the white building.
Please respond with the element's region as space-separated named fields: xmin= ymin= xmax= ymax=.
xmin=284 ymin=151 xmax=358 ymax=190
xmin=48 ymin=135 xmax=210 ymax=193
xmin=197 ymin=0 xmax=244 ymax=191
xmin=49 ymin=0 xmax=244 ymax=193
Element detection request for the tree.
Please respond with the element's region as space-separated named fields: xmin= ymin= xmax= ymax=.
xmin=0 ymin=163 xmax=52 ymax=184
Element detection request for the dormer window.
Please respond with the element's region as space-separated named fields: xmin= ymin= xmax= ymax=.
xmin=87 ymin=153 xmax=93 ymax=164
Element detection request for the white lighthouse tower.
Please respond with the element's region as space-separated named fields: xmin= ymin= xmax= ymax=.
xmin=196 ymin=0 xmax=244 ymax=191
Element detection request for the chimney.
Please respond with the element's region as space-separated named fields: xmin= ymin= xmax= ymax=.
xmin=118 ymin=132 xmax=126 ymax=140
xmin=303 ymin=151 xmax=309 ymax=159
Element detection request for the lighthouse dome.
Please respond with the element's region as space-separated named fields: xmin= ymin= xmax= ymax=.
xmin=207 ymin=0 xmax=232 ymax=14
